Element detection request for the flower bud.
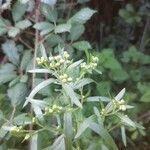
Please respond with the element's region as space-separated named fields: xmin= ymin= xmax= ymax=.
xmin=67 ymin=77 xmax=72 ymax=82
xmin=64 ymin=51 xmax=70 ymax=59
xmin=62 ymin=79 xmax=67 ymax=83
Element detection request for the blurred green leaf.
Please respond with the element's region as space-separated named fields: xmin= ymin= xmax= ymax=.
xmin=68 ymin=8 xmax=96 ymax=24
xmin=72 ymin=41 xmax=91 ymax=51
xmin=2 ymin=40 xmax=20 ymax=65
xmin=55 ymin=24 xmax=71 ymax=33
xmin=8 ymin=82 xmax=28 ymax=106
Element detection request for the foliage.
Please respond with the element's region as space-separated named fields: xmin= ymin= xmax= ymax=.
xmin=0 ymin=0 xmax=149 ymax=149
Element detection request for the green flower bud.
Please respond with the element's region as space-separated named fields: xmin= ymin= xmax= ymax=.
xmin=67 ymin=77 xmax=72 ymax=82
xmin=63 ymin=74 xmax=68 ymax=79
xmin=59 ymin=59 xmax=65 ymax=63
xmin=64 ymin=51 xmax=70 ymax=59
xmin=49 ymin=108 xmax=53 ymax=113
xmin=49 ymin=56 xmax=54 ymax=61
xmin=24 ymin=134 xmax=30 ymax=140
xmin=55 ymin=62 xmax=61 ymax=67
xmin=119 ymin=105 xmax=126 ymax=111
xmin=62 ymin=78 xmax=67 ymax=83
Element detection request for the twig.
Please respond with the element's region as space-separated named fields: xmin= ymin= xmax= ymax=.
xmin=19 ymin=37 xmax=34 ymax=50
xmin=29 ymin=0 xmax=41 ymax=149
xmin=9 ymin=106 xmax=16 ymax=123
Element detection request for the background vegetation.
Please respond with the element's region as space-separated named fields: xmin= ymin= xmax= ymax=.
xmin=0 ymin=0 xmax=149 ymax=150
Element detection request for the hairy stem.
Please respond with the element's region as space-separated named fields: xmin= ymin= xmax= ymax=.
xmin=29 ymin=0 xmax=41 ymax=149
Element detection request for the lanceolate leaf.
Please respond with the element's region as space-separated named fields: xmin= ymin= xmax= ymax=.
xmin=115 ymin=88 xmax=126 ymax=101
xmin=89 ymin=122 xmax=118 ymax=150
xmin=50 ymin=134 xmax=65 ymax=150
xmin=116 ymin=113 xmax=136 ymax=128
xmin=64 ymin=112 xmax=73 ymax=150
xmin=67 ymin=59 xmax=83 ymax=70
xmin=75 ymin=115 xmax=94 ymax=139
xmin=73 ymin=78 xmax=94 ymax=89
xmin=93 ymin=107 xmax=118 ymax=150
xmin=63 ymin=84 xmax=82 ymax=108
xmin=24 ymin=78 xmax=56 ymax=107
xmin=87 ymin=96 xmax=111 ymax=102
xmin=121 ymin=126 xmax=127 ymax=147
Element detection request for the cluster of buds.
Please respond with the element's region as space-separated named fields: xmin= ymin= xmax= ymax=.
xmin=36 ymin=57 xmax=47 ymax=65
xmin=44 ymin=105 xmax=63 ymax=114
xmin=81 ymin=56 xmax=99 ymax=70
xmin=48 ymin=51 xmax=71 ymax=69
xmin=10 ymin=126 xmax=22 ymax=134
xmin=112 ymin=99 xmax=127 ymax=111
xmin=118 ymin=99 xmax=127 ymax=111
xmin=101 ymin=108 xmax=106 ymax=116
xmin=59 ymin=74 xmax=73 ymax=83
xmin=36 ymin=51 xmax=71 ymax=69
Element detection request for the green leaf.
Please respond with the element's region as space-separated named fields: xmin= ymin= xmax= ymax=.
xmin=0 ymin=63 xmax=16 ymax=73
xmin=140 ymin=90 xmax=150 ymax=102
xmin=24 ymin=78 xmax=56 ymax=107
xmin=8 ymin=82 xmax=28 ymax=106
xmin=12 ymin=1 xmax=27 ymax=22
xmin=63 ymin=84 xmax=82 ymax=108
xmin=55 ymin=24 xmax=71 ymax=34
xmin=9 ymin=76 xmax=20 ymax=87
xmin=39 ymin=43 xmax=48 ymax=59
xmin=68 ymin=8 xmax=96 ymax=24
xmin=15 ymin=19 xmax=32 ymax=29
xmin=20 ymin=50 xmax=32 ymax=70
xmin=13 ymin=113 xmax=32 ymax=125
xmin=87 ymin=96 xmax=111 ymax=102
xmin=34 ymin=22 xmax=54 ymax=30
xmin=2 ymin=40 xmax=20 ymax=65
xmin=116 ymin=113 xmax=136 ymax=128
xmin=8 ymin=27 xmax=20 ymax=37
xmin=93 ymin=107 xmax=118 ymax=150
xmin=72 ymin=41 xmax=91 ymax=51
xmin=64 ymin=112 xmax=73 ymax=150
xmin=0 ymin=19 xmax=7 ymax=35
xmin=35 ymin=78 xmax=51 ymax=96
xmin=75 ymin=116 xmax=94 ymax=138
xmin=20 ymin=74 xmax=28 ymax=83
xmin=115 ymin=88 xmax=125 ymax=101
xmin=121 ymin=126 xmax=127 ymax=147
xmin=110 ymin=69 xmax=129 ymax=82
xmin=34 ymin=22 xmax=54 ymax=35
xmin=68 ymin=60 xmax=83 ymax=70
xmin=88 ymin=122 xmax=118 ymax=150
xmin=73 ymin=78 xmax=94 ymax=89
xmin=50 ymin=134 xmax=65 ymax=150
xmin=30 ymin=134 xmax=38 ymax=150
xmin=70 ymin=24 xmax=85 ymax=41
xmin=0 ymin=63 xmax=17 ymax=85
xmin=41 ymin=4 xmax=58 ymax=23
xmin=28 ymin=69 xmax=52 ymax=74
